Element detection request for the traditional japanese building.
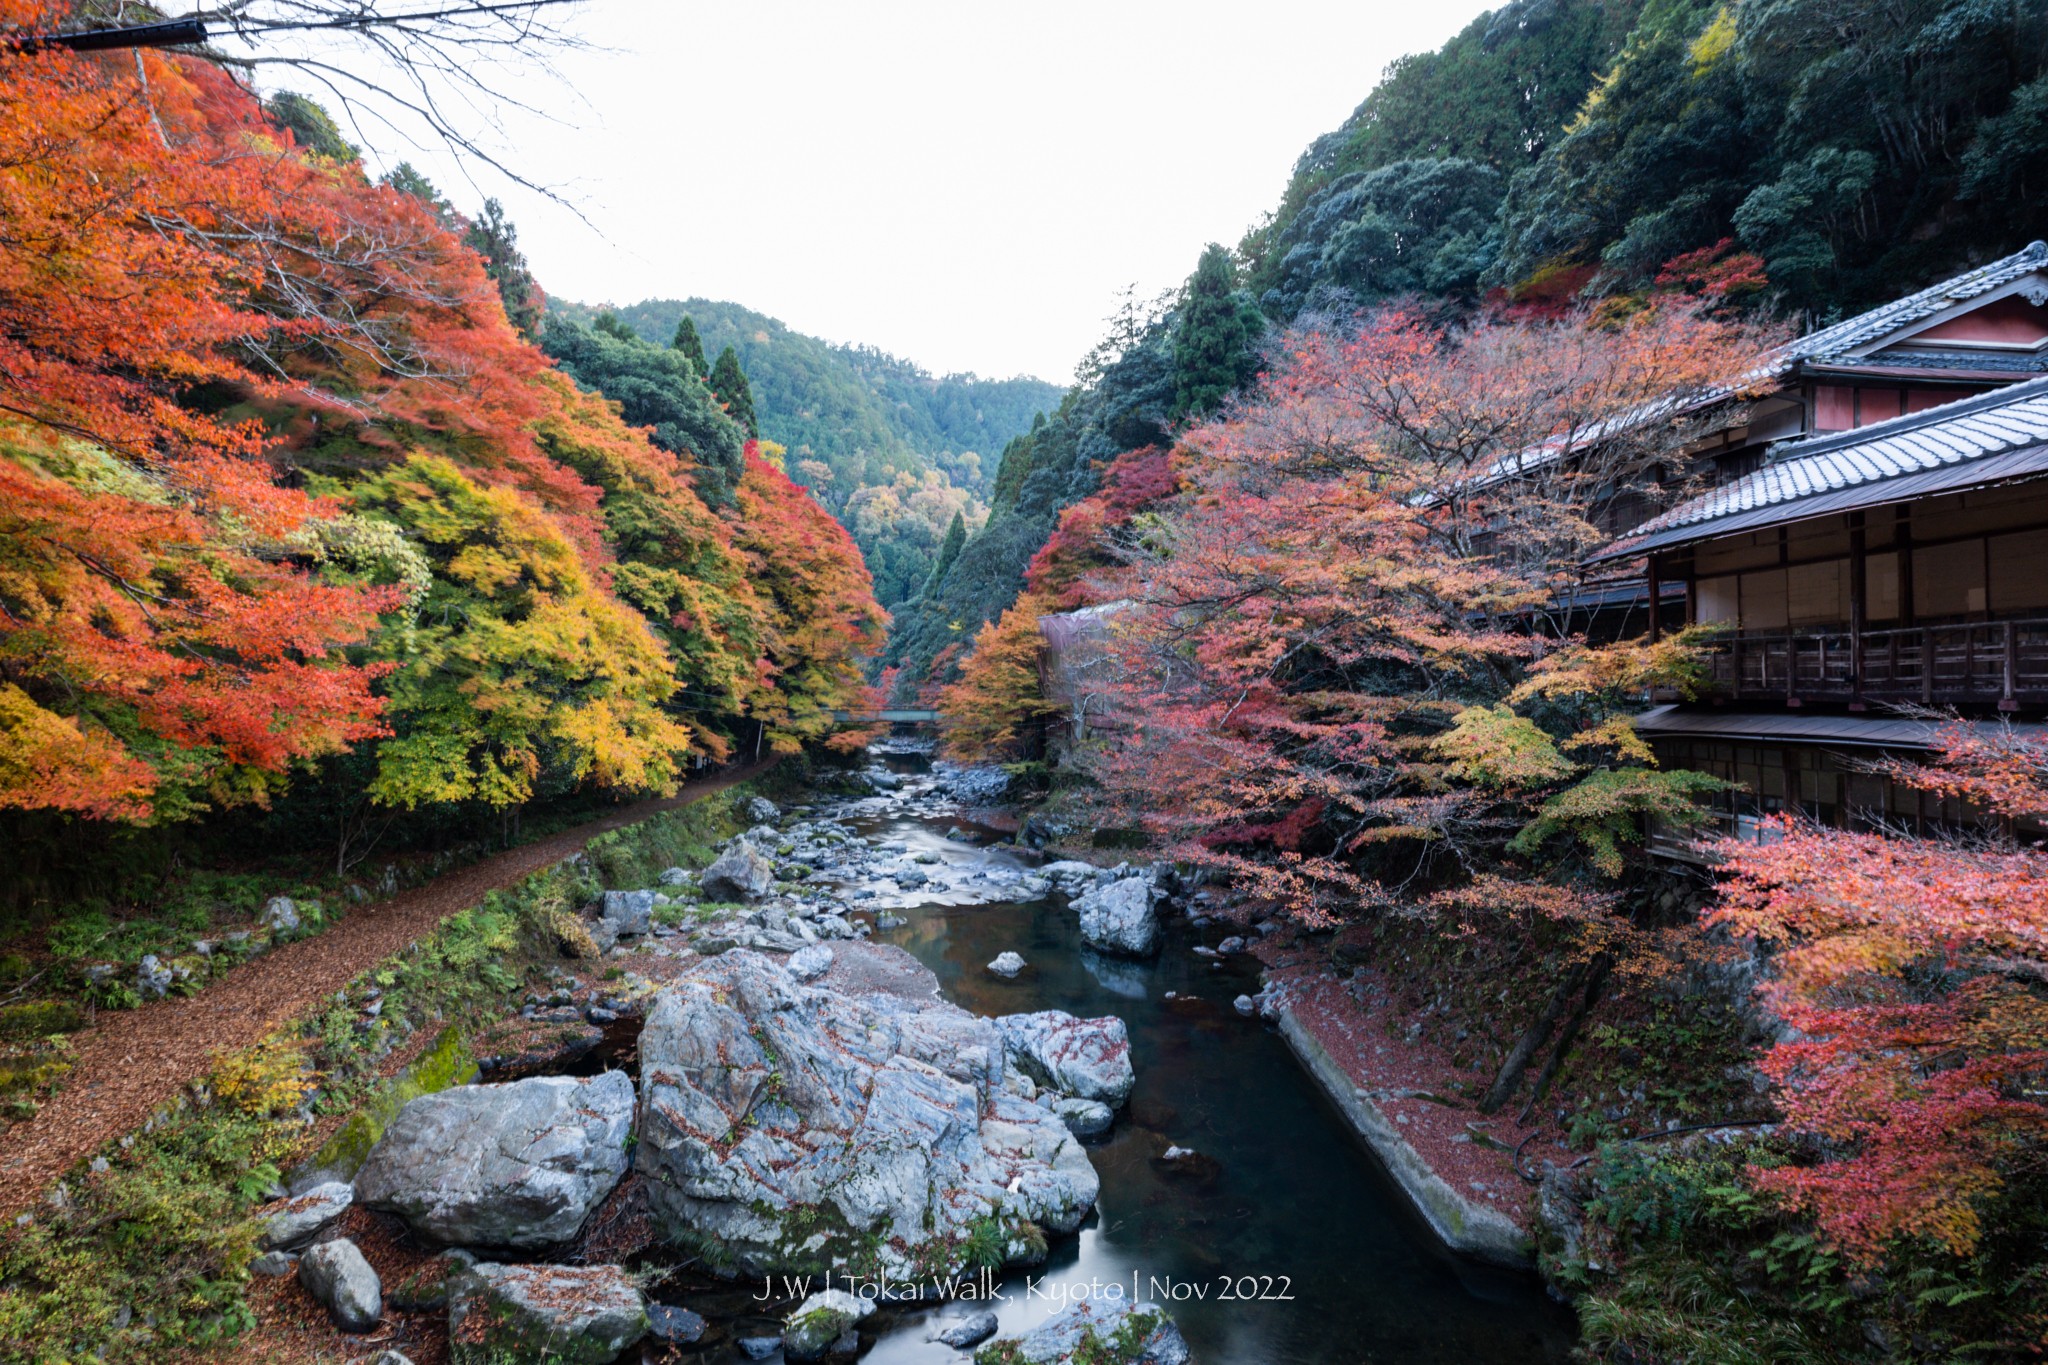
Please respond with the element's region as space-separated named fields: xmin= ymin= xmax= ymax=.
xmin=1554 ymin=240 xmax=2048 ymax=638
xmin=1587 ymin=374 xmax=2048 ymax=847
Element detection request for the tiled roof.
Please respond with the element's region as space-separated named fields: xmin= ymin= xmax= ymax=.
xmin=1780 ymin=239 xmax=2048 ymax=365
xmin=1468 ymin=242 xmax=2048 ymax=493
xmin=1631 ymin=704 xmax=2048 ymax=749
xmin=1590 ymin=374 xmax=2048 ymax=561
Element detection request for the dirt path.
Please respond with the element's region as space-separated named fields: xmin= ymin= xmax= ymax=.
xmin=0 ymin=760 xmax=774 ymax=1220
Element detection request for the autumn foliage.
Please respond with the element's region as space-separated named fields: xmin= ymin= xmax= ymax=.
xmin=0 ymin=22 xmax=880 ymax=827
xmin=1715 ymin=724 xmax=2048 ymax=1262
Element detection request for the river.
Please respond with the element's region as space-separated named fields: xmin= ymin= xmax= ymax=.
xmin=813 ymin=771 xmax=1578 ymax=1363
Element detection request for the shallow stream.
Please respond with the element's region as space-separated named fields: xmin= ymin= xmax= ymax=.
xmin=821 ymin=785 xmax=1578 ymax=1363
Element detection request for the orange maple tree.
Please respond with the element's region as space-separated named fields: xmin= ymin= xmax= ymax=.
xmin=1714 ymin=722 xmax=2048 ymax=1262
xmin=0 ymin=25 xmax=884 ymax=825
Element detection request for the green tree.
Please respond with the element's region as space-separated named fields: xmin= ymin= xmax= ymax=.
xmin=380 ymin=162 xmax=454 ymax=226
xmin=1171 ymin=244 xmax=1266 ymax=421
xmin=670 ymin=315 xmax=709 ymax=376
xmin=926 ymin=509 xmax=968 ymax=595
xmin=541 ymin=318 xmax=747 ymax=503
xmin=709 ymin=345 xmax=759 ymax=438
xmin=464 ymin=199 xmax=544 ymax=341
xmin=264 ymin=91 xmax=357 ymax=162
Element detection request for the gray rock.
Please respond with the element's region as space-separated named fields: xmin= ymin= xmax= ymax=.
xmin=1051 ymin=1096 xmax=1114 ymax=1137
xmin=987 ymin=1298 xmax=1189 ymax=1364
xmin=788 ymin=944 xmax=835 ymax=981
xmin=746 ymin=796 xmax=782 ymax=824
xmin=1072 ymin=877 xmax=1160 ymax=957
xmin=135 ymin=954 xmax=173 ymax=1000
xmin=784 ymin=1288 xmax=875 ymax=1360
xmin=370 ymin=1353 xmax=415 ymax=1365
xmin=1233 ymin=994 xmax=1257 ymax=1017
xmin=998 ymin=1011 xmax=1136 ymax=1106
xmin=935 ymin=1309 xmax=1000 ymax=1347
xmin=1217 ymin=935 xmax=1246 ymax=955
xmin=635 ymin=951 xmax=1099 ymax=1281
xmin=1037 ymin=859 xmax=1100 ymax=886
xmin=864 ymin=768 xmax=903 ymax=791
xmin=250 ymin=1250 xmax=296 ymax=1277
xmin=600 ymin=890 xmax=655 ymax=937
xmin=260 ymin=896 xmax=301 ymax=936
xmin=737 ymin=1338 xmax=782 ymax=1361
xmin=657 ymin=866 xmax=691 ymax=887
xmin=702 ymin=837 xmax=778 ymax=901
xmin=354 ymin=1072 xmax=633 ymax=1248
xmin=986 ymin=951 xmax=1027 ymax=978
xmin=297 ymin=1237 xmax=380 ymax=1333
xmin=448 ymin=1263 xmax=647 ymax=1365
xmin=256 ymin=1180 xmax=353 ymax=1250
xmin=648 ymin=1303 xmax=706 ymax=1344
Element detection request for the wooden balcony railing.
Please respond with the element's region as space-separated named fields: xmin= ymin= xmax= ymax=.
xmin=1705 ymin=618 xmax=2048 ymax=708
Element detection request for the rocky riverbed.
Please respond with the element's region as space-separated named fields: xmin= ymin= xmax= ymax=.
xmin=252 ymin=747 xmax=1572 ymax=1363
xmin=251 ymin=754 xmax=1192 ymax=1364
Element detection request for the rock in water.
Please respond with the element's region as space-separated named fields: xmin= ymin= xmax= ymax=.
xmin=1071 ymin=877 xmax=1160 ymax=957
xmin=1051 ymin=1096 xmax=1115 ymax=1137
xmin=355 ymin=1072 xmax=633 ymax=1248
xmin=648 ymin=1304 xmax=706 ymax=1344
xmin=987 ymin=951 xmax=1027 ymax=977
xmin=448 ymin=1263 xmax=647 ymax=1365
xmin=746 ymin=796 xmax=782 ymax=824
xmin=635 ymin=951 xmax=1100 ymax=1281
xmin=256 ymin=1180 xmax=353 ymax=1250
xmin=701 ymin=837 xmax=778 ymax=901
xmin=998 ymin=1012 xmax=1136 ymax=1107
xmin=783 ymin=1288 xmax=875 ymax=1360
xmin=298 ymin=1237 xmax=380 ymax=1332
xmin=934 ymin=1310 xmax=1000 ymax=1347
xmin=983 ymin=1298 xmax=1189 ymax=1364
xmin=599 ymin=890 xmax=654 ymax=937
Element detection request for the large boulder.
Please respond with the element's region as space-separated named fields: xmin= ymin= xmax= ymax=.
xmin=1072 ymin=877 xmax=1160 ymax=957
xmin=998 ymin=1012 xmax=1136 ymax=1107
xmin=298 ymin=1237 xmax=381 ymax=1333
xmin=745 ymin=796 xmax=782 ymax=825
xmin=448 ymin=1263 xmax=647 ymax=1365
xmin=783 ymin=1288 xmax=874 ymax=1360
xmin=355 ymin=1072 xmax=633 ymax=1248
xmin=599 ymin=890 xmax=655 ymax=938
xmin=701 ymin=837 xmax=777 ymax=901
xmin=984 ymin=1298 xmax=1189 ymax=1364
xmin=635 ymin=951 xmax=1099 ymax=1281
xmin=256 ymin=1180 xmax=353 ymax=1251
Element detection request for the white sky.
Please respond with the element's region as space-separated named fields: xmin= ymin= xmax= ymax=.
xmin=231 ymin=0 xmax=1492 ymax=382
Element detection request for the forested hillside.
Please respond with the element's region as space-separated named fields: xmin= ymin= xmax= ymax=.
xmin=551 ymin=298 xmax=1061 ymax=604
xmin=898 ymin=0 xmax=2048 ymax=690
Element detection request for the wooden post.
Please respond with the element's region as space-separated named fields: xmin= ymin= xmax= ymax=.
xmin=1646 ymin=555 xmax=1662 ymax=643
xmin=1849 ymin=515 xmax=1867 ymax=711
xmin=2003 ymin=621 xmax=2019 ymax=712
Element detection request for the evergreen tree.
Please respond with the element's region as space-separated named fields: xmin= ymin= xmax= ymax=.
xmin=381 ymin=162 xmax=455 ymax=226
xmin=464 ymin=199 xmax=544 ymax=341
xmin=671 ymin=315 xmax=709 ymax=376
xmin=1171 ymin=244 xmax=1266 ymax=421
xmin=593 ymin=311 xmax=636 ymax=341
xmin=925 ymin=510 xmax=968 ymax=595
xmin=264 ymin=91 xmax=358 ymax=162
xmin=709 ymin=345 xmax=759 ymax=438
